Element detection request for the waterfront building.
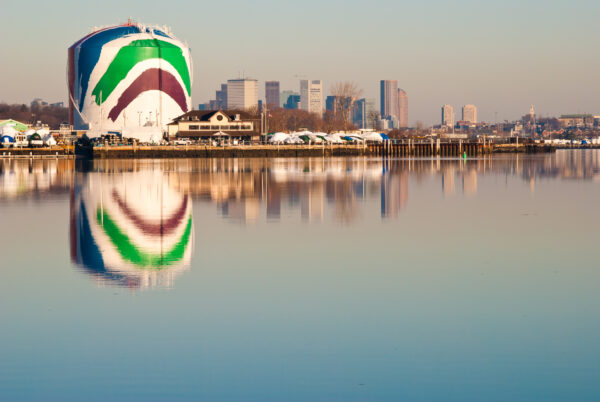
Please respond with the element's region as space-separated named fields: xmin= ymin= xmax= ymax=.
xmin=442 ymin=104 xmax=455 ymax=127
xmin=300 ymin=80 xmax=323 ymax=116
xmin=462 ymin=104 xmax=477 ymax=124
xmin=265 ymin=81 xmax=280 ymax=109
xmin=227 ymin=79 xmax=258 ymax=110
xmin=380 ymin=80 xmax=398 ymax=120
xmin=168 ymin=110 xmax=259 ymax=141
xmin=397 ymin=89 xmax=408 ymax=128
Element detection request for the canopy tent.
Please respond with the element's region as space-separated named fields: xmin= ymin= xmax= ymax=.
xmin=284 ymin=135 xmax=304 ymax=144
xmin=0 ymin=119 xmax=28 ymax=132
xmin=361 ymin=131 xmax=386 ymax=142
xmin=0 ymin=126 xmax=18 ymax=137
xmin=43 ymin=134 xmax=57 ymax=146
xmin=324 ymin=133 xmax=344 ymax=144
xmin=1 ymin=135 xmax=15 ymax=144
xmin=268 ymin=132 xmax=290 ymax=144
xmin=307 ymin=133 xmax=325 ymax=143
xmin=36 ymin=128 xmax=50 ymax=136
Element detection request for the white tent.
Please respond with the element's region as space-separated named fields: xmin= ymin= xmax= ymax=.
xmin=43 ymin=134 xmax=57 ymax=146
xmin=36 ymin=128 xmax=50 ymax=136
xmin=1 ymin=126 xmax=18 ymax=137
xmin=361 ymin=131 xmax=384 ymax=142
xmin=268 ymin=132 xmax=290 ymax=144
xmin=324 ymin=133 xmax=344 ymax=144
xmin=284 ymin=135 xmax=304 ymax=144
xmin=307 ymin=133 xmax=325 ymax=143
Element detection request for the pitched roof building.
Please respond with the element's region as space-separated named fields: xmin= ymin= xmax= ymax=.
xmin=167 ymin=110 xmax=260 ymax=141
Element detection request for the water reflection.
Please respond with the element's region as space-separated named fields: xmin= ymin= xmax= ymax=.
xmin=1 ymin=151 xmax=599 ymax=290
xmin=0 ymin=158 xmax=73 ymax=199
xmin=69 ymin=164 xmax=193 ymax=289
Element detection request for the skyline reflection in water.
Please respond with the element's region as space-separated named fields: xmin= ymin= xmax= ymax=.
xmin=2 ymin=150 xmax=598 ymax=221
xmin=0 ymin=150 xmax=598 ymax=289
xmin=1 ymin=150 xmax=600 ymax=401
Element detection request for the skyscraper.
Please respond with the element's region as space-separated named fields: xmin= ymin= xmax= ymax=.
xmin=265 ymin=81 xmax=280 ymax=109
xmin=397 ymin=89 xmax=408 ymax=128
xmin=284 ymin=94 xmax=301 ymax=109
xmin=442 ymin=104 xmax=454 ymax=127
xmin=462 ymin=104 xmax=477 ymax=124
xmin=227 ymin=78 xmax=258 ymax=110
xmin=380 ymin=80 xmax=399 ymax=120
xmin=280 ymin=90 xmax=295 ymax=108
xmin=215 ymin=84 xmax=227 ymax=109
xmin=353 ymin=98 xmax=376 ymax=129
xmin=300 ymin=80 xmax=323 ymax=116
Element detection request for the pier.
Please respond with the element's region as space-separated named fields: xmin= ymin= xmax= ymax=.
xmin=1 ymin=141 xmax=557 ymax=159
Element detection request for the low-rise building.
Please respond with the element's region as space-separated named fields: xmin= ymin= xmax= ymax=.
xmin=167 ymin=110 xmax=260 ymax=142
xmin=559 ymin=114 xmax=595 ymax=128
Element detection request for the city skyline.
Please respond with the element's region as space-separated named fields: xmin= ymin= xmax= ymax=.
xmin=1 ymin=0 xmax=599 ymax=125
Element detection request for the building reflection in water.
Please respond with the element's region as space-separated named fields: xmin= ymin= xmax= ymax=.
xmin=69 ymin=163 xmax=193 ymax=289
xmin=1 ymin=151 xmax=600 ymax=288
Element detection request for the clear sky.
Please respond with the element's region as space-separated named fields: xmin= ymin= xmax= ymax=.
xmin=1 ymin=0 xmax=599 ymax=125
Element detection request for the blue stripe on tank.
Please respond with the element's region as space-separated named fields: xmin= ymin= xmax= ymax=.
xmin=76 ymin=26 xmax=142 ymax=111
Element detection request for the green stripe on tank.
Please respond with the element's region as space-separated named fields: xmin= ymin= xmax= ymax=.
xmin=92 ymin=39 xmax=191 ymax=105
xmin=96 ymin=207 xmax=192 ymax=269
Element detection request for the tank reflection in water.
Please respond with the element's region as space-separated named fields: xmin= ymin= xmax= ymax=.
xmin=70 ymin=167 xmax=193 ymax=289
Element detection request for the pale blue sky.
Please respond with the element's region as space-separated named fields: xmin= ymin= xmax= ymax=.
xmin=1 ymin=0 xmax=599 ymax=125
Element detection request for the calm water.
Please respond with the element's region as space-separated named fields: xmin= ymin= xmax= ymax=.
xmin=1 ymin=151 xmax=599 ymax=401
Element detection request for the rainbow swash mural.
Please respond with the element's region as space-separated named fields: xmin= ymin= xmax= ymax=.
xmin=70 ymin=170 xmax=193 ymax=289
xmin=68 ymin=22 xmax=192 ymax=135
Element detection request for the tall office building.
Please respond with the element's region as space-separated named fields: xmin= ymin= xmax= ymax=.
xmin=353 ymin=98 xmax=376 ymax=129
xmin=462 ymin=104 xmax=477 ymax=124
xmin=300 ymin=79 xmax=323 ymax=116
xmin=215 ymin=84 xmax=227 ymax=109
xmin=325 ymin=96 xmax=338 ymax=114
xmin=442 ymin=104 xmax=454 ymax=127
xmin=280 ymin=90 xmax=295 ymax=108
xmin=227 ymin=78 xmax=258 ymax=110
xmin=265 ymin=81 xmax=280 ymax=108
xmin=380 ymin=80 xmax=399 ymax=119
xmin=397 ymin=89 xmax=408 ymax=128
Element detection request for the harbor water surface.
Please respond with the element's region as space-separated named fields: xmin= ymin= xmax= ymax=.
xmin=1 ymin=150 xmax=599 ymax=401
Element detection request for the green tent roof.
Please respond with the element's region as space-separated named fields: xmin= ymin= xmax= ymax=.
xmin=0 ymin=119 xmax=28 ymax=132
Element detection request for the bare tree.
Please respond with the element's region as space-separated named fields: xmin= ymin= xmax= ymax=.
xmin=330 ymin=82 xmax=363 ymax=132
xmin=367 ymin=110 xmax=380 ymax=131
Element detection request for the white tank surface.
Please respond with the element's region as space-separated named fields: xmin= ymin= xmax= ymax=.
xmin=70 ymin=170 xmax=194 ymax=289
xmin=68 ymin=20 xmax=193 ymax=140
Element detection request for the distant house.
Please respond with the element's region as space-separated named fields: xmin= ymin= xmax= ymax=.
xmin=167 ymin=110 xmax=260 ymax=141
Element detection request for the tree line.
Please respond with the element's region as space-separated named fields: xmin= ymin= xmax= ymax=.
xmin=0 ymin=103 xmax=69 ymax=129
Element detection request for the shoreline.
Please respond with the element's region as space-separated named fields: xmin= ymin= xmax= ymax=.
xmin=2 ymin=143 xmax=596 ymax=159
